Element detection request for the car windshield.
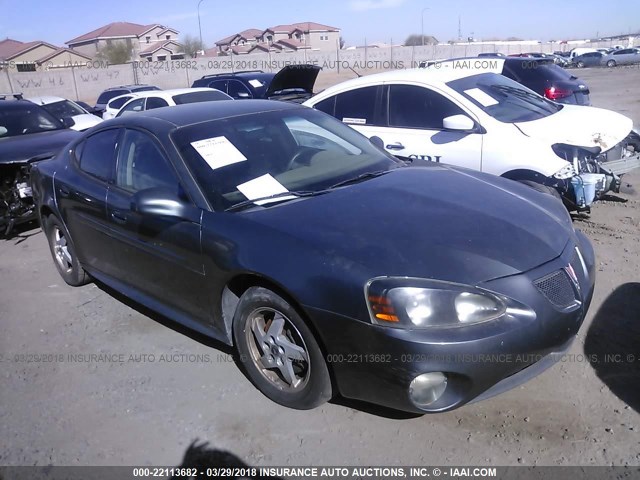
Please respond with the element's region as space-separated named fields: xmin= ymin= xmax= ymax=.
xmin=0 ymin=104 xmax=64 ymax=137
xmin=172 ymin=107 xmax=400 ymax=211
xmin=172 ymin=90 xmax=231 ymax=104
xmin=40 ymin=100 xmax=86 ymax=119
xmin=447 ymin=72 xmax=561 ymax=123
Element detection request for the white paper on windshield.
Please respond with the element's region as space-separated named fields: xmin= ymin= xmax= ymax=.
xmin=191 ymin=136 xmax=247 ymax=170
xmin=342 ymin=117 xmax=366 ymax=124
xmin=463 ymin=88 xmax=499 ymax=107
xmin=248 ymin=79 xmax=264 ymax=88
xmin=236 ymin=174 xmax=296 ymax=205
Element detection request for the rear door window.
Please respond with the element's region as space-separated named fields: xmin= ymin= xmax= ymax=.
xmin=333 ymin=86 xmax=379 ymax=125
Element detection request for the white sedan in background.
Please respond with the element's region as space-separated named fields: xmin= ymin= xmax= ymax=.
xmin=26 ymin=95 xmax=102 ymax=131
xmin=303 ymin=66 xmax=640 ymax=211
xmin=114 ymin=88 xmax=232 ymax=117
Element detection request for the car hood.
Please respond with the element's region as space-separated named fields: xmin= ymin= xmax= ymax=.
xmin=514 ymin=105 xmax=633 ymax=152
xmin=266 ymin=64 xmax=321 ymax=97
xmin=0 ymin=129 xmax=79 ymax=165
xmin=243 ymin=166 xmax=573 ymax=285
xmin=70 ymin=113 xmax=102 ymax=131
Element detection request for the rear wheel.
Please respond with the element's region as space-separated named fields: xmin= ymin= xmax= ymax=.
xmin=233 ymin=287 xmax=332 ymax=409
xmin=44 ymin=215 xmax=89 ymax=286
xmin=606 ymin=60 xmax=616 ymax=67
xmin=518 ymin=180 xmax=563 ymax=202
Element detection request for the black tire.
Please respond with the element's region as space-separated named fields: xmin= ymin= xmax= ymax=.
xmin=233 ymin=286 xmax=332 ymax=409
xmin=576 ymin=61 xmax=585 ymax=68
xmin=606 ymin=60 xmax=616 ymax=68
xmin=43 ymin=215 xmax=89 ymax=286
xmin=518 ymin=180 xmax=563 ymax=202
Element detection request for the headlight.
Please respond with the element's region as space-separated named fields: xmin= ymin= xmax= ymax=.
xmin=366 ymin=277 xmax=507 ymax=329
xmin=552 ymin=163 xmax=576 ymax=180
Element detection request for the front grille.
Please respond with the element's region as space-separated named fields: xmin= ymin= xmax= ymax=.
xmin=534 ymin=270 xmax=577 ymax=309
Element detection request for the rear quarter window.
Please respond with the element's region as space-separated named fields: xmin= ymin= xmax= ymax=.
xmin=77 ymin=129 xmax=119 ymax=181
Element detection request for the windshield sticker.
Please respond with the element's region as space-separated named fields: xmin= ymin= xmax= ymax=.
xmin=248 ymin=79 xmax=264 ymax=88
xmin=463 ymin=88 xmax=499 ymax=107
xmin=236 ymin=174 xmax=296 ymax=205
xmin=191 ymin=136 xmax=247 ymax=170
xmin=342 ymin=117 xmax=367 ymax=125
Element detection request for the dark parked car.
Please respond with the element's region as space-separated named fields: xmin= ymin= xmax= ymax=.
xmin=94 ymin=84 xmax=160 ymax=113
xmin=422 ymin=57 xmax=589 ymax=104
xmin=572 ymin=51 xmax=606 ymax=68
xmin=31 ymin=100 xmax=595 ymax=413
xmin=191 ymin=65 xmax=320 ymax=102
xmin=0 ymin=94 xmax=79 ymax=235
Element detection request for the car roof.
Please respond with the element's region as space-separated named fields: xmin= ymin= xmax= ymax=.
xmin=134 ymin=99 xmax=303 ymax=127
xmin=104 ymin=84 xmax=155 ymax=91
xmin=25 ymin=95 xmax=67 ymax=105
xmin=122 ymin=88 xmax=224 ymax=99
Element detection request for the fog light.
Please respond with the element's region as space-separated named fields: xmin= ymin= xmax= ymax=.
xmin=409 ymin=372 xmax=448 ymax=408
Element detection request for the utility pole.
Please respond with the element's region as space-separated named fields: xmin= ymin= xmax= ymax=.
xmin=421 ymin=7 xmax=430 ymax=46
xmin=458 ymin=15 xmax=462 ymax=41
xmin=197 ymin=0 xmax=205 ymax=51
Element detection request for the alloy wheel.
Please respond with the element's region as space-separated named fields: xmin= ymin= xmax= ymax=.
xmin=245 ymin=307 xmax=310 ymax=391
xmin=52 ymin=226 xmax=73 ymax=274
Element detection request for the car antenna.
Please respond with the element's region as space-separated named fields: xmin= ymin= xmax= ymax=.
xmin=348 ymin=66 xmax=362 ymax=78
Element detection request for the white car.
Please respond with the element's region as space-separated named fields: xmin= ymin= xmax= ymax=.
xmin=303 ymin=66 xmax=640 ymax=211
xmin=26 ymin=96 xmax=102 ymax=131
xmin=102 ymin=93 xmax=141 ymax=120
xmin=114 ymin=88 xmax=232 ymax=118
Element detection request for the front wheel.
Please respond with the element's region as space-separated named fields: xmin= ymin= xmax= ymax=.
xmin=518 ymin=180 xmax=563 ymax=202
xmin=606 ymin=60 xmax=616 ymax=67
xmin=44 ymin=215 xmax=89 ymax=286
xmin=233 ymin=287 xmax=332 ymax=409
xmin=576 ymin=61 xmax=585 ymax=68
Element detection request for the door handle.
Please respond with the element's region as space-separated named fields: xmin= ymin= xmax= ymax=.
xmin=58 ymin=186 xmax=70 ymax=197
xmin=111 ymin=210 xmax=128 ymax=224
xmin=386 ymin=142 xmax=405 ymax=150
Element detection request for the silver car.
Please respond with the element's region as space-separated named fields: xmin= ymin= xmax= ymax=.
xmin=602 ymin=48 xmax=640 ymax=67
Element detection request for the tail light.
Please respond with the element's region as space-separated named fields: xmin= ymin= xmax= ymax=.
xmin=545 ymin=86 xmax=573 ymax=100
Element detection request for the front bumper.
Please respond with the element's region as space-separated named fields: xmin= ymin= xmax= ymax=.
xmin=309 ymin=234 xmax=595 ymax=413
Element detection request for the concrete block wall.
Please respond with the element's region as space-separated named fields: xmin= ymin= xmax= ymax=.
xmin=1 ymin=40 xmax=635 ymax=104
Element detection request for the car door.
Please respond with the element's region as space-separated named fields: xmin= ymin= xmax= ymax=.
xmin=380 ymin=84 xmax=482 ymax=169
xmin=54 ymin=128 xmax=120 ymax=274
xmin=104 ymin=128 xmax=208 ymax=322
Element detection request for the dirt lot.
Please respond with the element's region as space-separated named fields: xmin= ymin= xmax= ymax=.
xmin=1 ymin=67 xmax=639 ymax=467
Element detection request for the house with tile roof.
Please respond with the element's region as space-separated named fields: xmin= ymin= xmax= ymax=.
xmin=214 ymin=22 xmax=339 ymax=54
xmin=66 ymin=21 xmax=182 ymax=61
xmin=0 ymin=38 xmax=92 ymax=71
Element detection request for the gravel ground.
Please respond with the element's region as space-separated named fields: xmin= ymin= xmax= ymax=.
xmin=0 ymin=67 xmax=639 ymax=467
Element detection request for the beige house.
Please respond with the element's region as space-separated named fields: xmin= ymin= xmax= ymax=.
xmin=0 ymin=38 xmax=92 ymax=71
xmin=215 ymin=22 xmax=340 ymax=54
xmin=66 ymin=22 xmax=183 ymax=61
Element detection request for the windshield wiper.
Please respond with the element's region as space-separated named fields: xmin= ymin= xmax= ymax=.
xmin=328 ymin=169 xmax=392 ymax=189
xmin=225 ymin=190 xmax=325 ymax=212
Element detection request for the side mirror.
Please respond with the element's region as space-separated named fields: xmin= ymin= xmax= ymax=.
xmin=369 ymin=136 xmax=384 ymax=149
xmin=131 ymin=188 xmax=200 ymax=223
xmin=442 ymin=114 xmax=475 ymax=131
xmin=61 ymin=117 xmax=76 ymax=129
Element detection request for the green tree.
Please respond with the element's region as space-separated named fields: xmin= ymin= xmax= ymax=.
xmin=179 ymin=35 xmax=205 ymax=58
xmin=404 ymin=34 xmax=438 ymax=46
xmin=97 ymin=42 xmax=133 ymax=64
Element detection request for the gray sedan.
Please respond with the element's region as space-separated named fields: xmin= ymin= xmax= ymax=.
xmin=602 ymin=48 xmax=640 ymax=67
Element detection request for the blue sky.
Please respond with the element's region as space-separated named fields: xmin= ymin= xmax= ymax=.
xmin=1 ymin=0 xmax=638 ymax=47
